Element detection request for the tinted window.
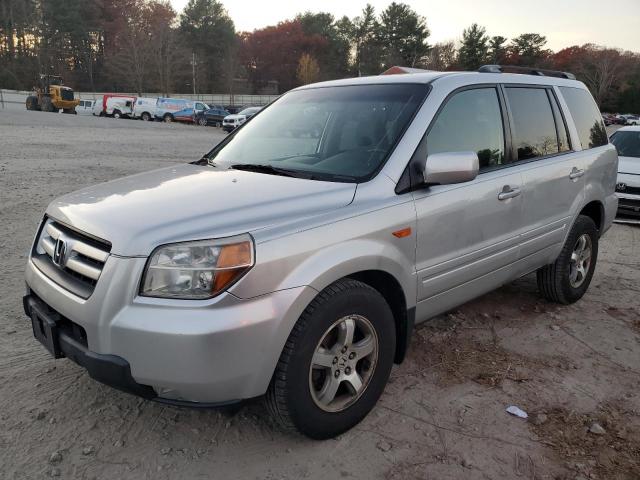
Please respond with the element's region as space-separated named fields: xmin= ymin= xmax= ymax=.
xmin=610 ymin=131 xmax=640 ymax=158
xmin=505 ymin=88 xmax=559 ymax=161
xmin=560 ymin=87 xmax=607 ymax=149
xmin=427 ymin=88 xmax=505 ymax=170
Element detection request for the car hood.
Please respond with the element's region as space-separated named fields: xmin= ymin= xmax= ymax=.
xmin=618 ymin=156 xmax=640 ymax=175
xmin=46 ymin=164 xmax=356 ymax=256
xmin=224 ymin=114 xmax=245 ymax=121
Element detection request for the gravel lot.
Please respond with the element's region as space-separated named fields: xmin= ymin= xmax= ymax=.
xmin=1 ymin=109 xmax=639 ymax=480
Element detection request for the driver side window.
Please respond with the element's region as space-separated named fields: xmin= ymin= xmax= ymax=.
xmin=427 ymin=88 xmax=505 ymax=170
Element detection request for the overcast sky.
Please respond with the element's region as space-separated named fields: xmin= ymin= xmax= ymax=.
xmin=169 ymin=0 xmax=639 ymax=52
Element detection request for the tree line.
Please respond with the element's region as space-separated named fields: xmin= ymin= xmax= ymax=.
xmin=1 ymin=0 xmax=638 ymax=112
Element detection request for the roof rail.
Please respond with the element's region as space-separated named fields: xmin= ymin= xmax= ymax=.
xmin=478 ymin=64 xmax=576 ymax=80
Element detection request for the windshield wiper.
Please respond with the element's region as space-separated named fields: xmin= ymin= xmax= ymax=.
xmin=230 ymin=163 xmax=306 ymax=178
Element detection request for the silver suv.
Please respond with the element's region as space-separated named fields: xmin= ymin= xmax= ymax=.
xmin=24 ymin=66 xmax=618 ymax=439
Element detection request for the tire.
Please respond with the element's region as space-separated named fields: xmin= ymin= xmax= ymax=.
xmin=141 ymin=112 xmax=151 ymax=122
xmin=266 ymin=279 xmax=396 ymax=439
xmin=113 ymin=110 xmax=121 ymax=119
xmin=163 ymin=113 xmax=173 ymax=123
xmin=41 ymin=96 xmax=54 ymax=112
xmin=198 ymin=116 xmax=208 ymax=126
xmin=537 ymin=215 xmax=598 ymax=305
xmin=26 ymin=96 xmax=38 ymax=111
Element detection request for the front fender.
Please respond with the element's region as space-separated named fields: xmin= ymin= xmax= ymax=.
xmin=229 ymin=199 xmax=418 ymax=307
xmin=285 ymin=239 xmax=416 ymax=306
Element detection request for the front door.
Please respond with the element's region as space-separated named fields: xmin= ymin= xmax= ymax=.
xmin=412 ymin=86 xmax=525 ymax=322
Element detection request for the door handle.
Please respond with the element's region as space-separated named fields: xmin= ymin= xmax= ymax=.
xmin=498 ymin=185 xmax=521 ymax=201
xmin=569 ymin=167 xmax=585 ymax=179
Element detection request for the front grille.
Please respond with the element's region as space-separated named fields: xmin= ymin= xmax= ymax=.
xmin=616 ymin=185 xmax=640 ymax=195
xmin=32 ymin=218 xmax=111 ymax=299
xmin=618 ymin=198 xmax=640 ymax=218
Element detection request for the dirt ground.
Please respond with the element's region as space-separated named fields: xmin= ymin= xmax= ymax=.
xmin=0 ymin=109 xmax=638 ymax=480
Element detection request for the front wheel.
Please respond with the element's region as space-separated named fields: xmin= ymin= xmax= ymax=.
xmin=163 ymin=114 xmax=173 ymax=123
xmin=141 ymin=112 xmax=151 ymax=121
xmin=198 ymin=116 xmax=207 ymax=126
xmin=537 ymin=215 xmax=598 ymax=304
xmin=266 ymin=279 xmax=395 ymax=439
xmin=113 ymin=110 xmax=121 ymax=119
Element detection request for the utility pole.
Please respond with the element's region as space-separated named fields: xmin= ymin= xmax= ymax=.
xmin=191 ymin=52 xmax=197 ymax=97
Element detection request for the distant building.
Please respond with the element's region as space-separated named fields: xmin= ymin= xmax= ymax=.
xmin=381 ymin=66 xmax=434 ymax=75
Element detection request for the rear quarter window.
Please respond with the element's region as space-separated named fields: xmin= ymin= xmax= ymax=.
xmin=559 ymin=87 xmax=608 ymax=149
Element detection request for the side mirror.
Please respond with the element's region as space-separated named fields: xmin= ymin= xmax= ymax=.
xmin=423 ymin=151 xmax=479 ymax=186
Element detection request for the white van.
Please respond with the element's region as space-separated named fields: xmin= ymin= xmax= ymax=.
xmin=92 ymin=95 xmax=136 ymax=118
xmin=76 ymin=99 xmax=95 ymax=115
xmin=132 ymin=97 xmax=158 ymax=121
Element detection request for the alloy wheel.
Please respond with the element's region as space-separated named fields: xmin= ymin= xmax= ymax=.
xmin=569 ymin=233 xmax=592 ymax=288
xmin=308 ymin=314 xmax=378 ymax=413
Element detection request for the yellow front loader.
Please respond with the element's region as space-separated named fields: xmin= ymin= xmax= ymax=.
xmin=25 ymin=75 xmax=80 ymax=114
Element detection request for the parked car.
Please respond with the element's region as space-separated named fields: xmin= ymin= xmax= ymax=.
xmin=23 ymin=68 xmax=618 ymax=440
xmin=76 ymin=99 xmax=95 ymax=115
xmin=614 ymin=114 xmax=629 ymax=125
xmin=154 ymin=98 xmax=209 ymax=123
xmin=623 ymin=115 xmax=640 ymax=126
xmin=194 ymin=107 xmax=231 ymax=127
xmin=93 ymin=95 xmax=136 ymax=118
xmin=222 ymin=106 xmax=262 ymax=132
xmin=602 ymin=113 xmax=615 ymax=126
xmin=610 ymin=126 xmax=640 ymax=223
xmin=132 ymin=97 xmax=158 ymax=121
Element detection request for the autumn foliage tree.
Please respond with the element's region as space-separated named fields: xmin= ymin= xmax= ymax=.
xmin=1 ymin=1 xmax=640 ymax=111
xmin=239 ymin=20 xmax=326 ymax=93
xmin=297 ymin=53 xmax=320 ymax=85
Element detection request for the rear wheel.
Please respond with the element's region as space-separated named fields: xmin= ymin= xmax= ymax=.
xmin=163 ymin=113 xmax=173 ymax=123
xmin=198 ymin=116 xmax=208 ymax=126
xmin=141 ymin=112 xmax=151 ymax=121
xmin=113 ymin=110 xmax=121 ymax=119
xmin=266 ymin=279 xmax=395 ymax=439
xmin=537 ymin=215 xmax=598 ymax=304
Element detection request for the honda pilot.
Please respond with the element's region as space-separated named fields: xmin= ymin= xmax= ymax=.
xmin=24 ymin=66 xmax=618 ymax=439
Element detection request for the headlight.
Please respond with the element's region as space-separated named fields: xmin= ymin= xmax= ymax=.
xmin=140 ymin=235 xmax=254 ymax=299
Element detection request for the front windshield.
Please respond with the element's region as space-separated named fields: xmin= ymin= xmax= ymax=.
xmin=611 ymin=131 xmax=640 ymax=158
xmin=206 ymin=84 xmax=428 ymax=182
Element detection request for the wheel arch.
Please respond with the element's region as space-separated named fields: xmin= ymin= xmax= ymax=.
xmin=346 ymin=270 xmax=415 ymax=364
xmin=579 ymin=200 xmax=604 ymax=233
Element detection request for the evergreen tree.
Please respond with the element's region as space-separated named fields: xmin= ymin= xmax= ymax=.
xmin=179 ymin=0 xmax=236 ymax=93
xmin=458 ymin=23 xmax=489 ymax=70
xmin=379 ymin=2 xmax=430 ymax=69
xmin=488 ymin=35 xmax=508 ymax=64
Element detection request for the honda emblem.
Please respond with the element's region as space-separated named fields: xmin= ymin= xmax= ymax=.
xmin=52 ymin=237 xmax=67 ymax=267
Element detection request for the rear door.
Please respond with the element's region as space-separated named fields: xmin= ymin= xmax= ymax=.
xmin=413 ymin=86 xmax=525 ymax=318
xmin=503 ymin=85 xmax=584 ymax=260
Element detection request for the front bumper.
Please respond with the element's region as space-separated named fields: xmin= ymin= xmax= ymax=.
xmin=615 ymin=173 xmax=640 ymax=223
xmin=24 ymin=293 xmax=157 ymax=401
xmin=25 ymin=255 xmax=317 ymax=404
